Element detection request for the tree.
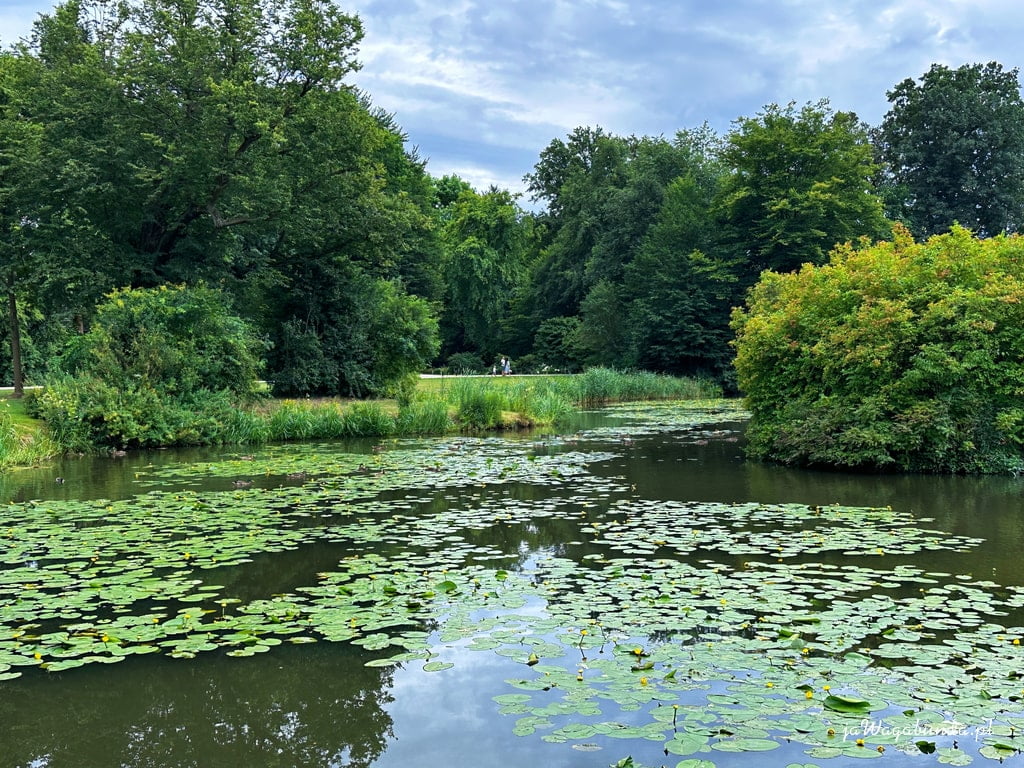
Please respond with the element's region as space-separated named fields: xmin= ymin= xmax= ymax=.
xmin=0 ymin=53 xmax=41 ymax=396
xmin=731 ymin=225 xmax=1024 ymax=473
xmin=576 ymin=280 xmax=628 ymax=367
xmin=622 ymin=127 xmax=737 ymax=380
xmin=438 ymin=187 xmax=531 ymax=359
xmin=717 ymin=101 xmax=889 ymax=282
xmin=524 ymin=126 xmax=630 ymax=317
xmin=15 ymin=0 xmax=441 ymax=395
xmin=876 ymin=62 xmax=1024 ymax=238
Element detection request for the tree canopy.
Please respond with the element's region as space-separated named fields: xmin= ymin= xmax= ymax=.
xmin=876 ymin=62 xmax=1024 ymax=238
xmin=717 ymin=100 xmax=889 ymax=281
xmin=5 ymin=0 xmax=441 ymax=396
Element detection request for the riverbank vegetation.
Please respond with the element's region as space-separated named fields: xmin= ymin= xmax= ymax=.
xmin=3 ymin=1 xmax=1024 ymax=472
xmin=19 ymin=366 xmax=719 ymax=454
xmin=732 ymin=226 xmax=1024 ymax=474
xmin=0 ymin=395 xmax=55 ymax=468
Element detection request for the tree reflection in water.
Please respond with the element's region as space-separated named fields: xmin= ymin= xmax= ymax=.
xmin=1 ymin=641 xmax=393 ymax=768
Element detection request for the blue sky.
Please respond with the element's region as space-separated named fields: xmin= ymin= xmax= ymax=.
xmin=3 ymin=1 xmax=1024 ymax=198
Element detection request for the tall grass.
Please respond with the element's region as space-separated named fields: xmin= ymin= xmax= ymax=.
xmin=234 ymin=369 xmax=718 ymax=443
xmin=22 ymin=368 xmax=722 ymax=459
xmin=396 ymin=398 xmax=451 ymax=434
xmin=449 ymin=378 xmax=506 ymax=429
xmin=0 ymin=408 xmax=58 ymax=468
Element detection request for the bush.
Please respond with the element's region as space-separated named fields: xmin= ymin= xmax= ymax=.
xmin=60 ymin=284 xmax=265 ymax=399
xmin=731 ymin=225 xmax=1024 ymax=473
xmin=446 ymin=352 xmax=485 ymax=375
xmin=35 ymin=285 xmax=267 ymax=450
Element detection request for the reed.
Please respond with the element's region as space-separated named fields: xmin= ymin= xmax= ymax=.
xmin=24 ymin=368 xmax=721 ymax=460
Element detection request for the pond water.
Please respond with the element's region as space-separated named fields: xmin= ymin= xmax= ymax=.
xmin=2 ymin=400 xmax=1024 ymax=768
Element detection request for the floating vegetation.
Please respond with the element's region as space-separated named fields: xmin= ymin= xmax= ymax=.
xmin=2 ymin=402 xmax=1023 ymax=765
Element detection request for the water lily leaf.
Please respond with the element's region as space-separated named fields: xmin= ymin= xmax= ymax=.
xmin=822 ymin=694 xmax=873 ymax=713
xmin=664 ymin=732 xmax=709 ymax=755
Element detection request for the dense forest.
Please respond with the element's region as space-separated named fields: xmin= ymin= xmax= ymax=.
xmin=3 ymin=0 xmax=1024 ymax=399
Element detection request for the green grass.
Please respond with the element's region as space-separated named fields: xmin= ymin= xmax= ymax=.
xmin=0 ymin=395 xmax=58 ymax=468
xmin=12 ymin=369 xmax=722 ymax=460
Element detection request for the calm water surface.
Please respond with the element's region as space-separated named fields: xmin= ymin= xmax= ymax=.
xmin=1 ymin=405 xmax=1022 ymax=768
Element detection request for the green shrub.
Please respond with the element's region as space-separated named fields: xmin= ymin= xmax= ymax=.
xmin=27 ymin=376 xmax=240 ymax=449
xmin=60 ymin=284 xmax=265 ymax=400
xmin=732 ymin=225 xmax=1024 ymax=473
xmin=446 ymin=352 xmax=485 ymax=375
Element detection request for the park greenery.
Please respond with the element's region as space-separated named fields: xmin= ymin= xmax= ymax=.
xmin=732 ymin=226 xmax=1024 ymax=474
xmin=1 ymin=0 xmax=1023 ymax=471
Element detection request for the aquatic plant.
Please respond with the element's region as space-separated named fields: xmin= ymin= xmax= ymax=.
xmin=3 ymin=404 xmax=1024 ymax=766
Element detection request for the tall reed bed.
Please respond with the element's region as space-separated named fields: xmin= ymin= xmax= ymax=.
xmin=25 ymin=369 xmax=721 ymax=456
xmin=240 ymin=369 xmax=718 ymax=443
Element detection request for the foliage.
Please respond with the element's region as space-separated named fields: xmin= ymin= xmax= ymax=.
xmin=60 ymin=284 xmax=265 ymax=399
xmin=438 ymin=187 xmax=532 ymax=359
xmin=29 ymin=285 xmax=265 ymax=449
xmin=446 ymin=352 xmax=485 ymax=375
xmin=577 ymin=280 xmax=629 ymax=368
xmin=525 ymin=128 xmax=701 ymax=320
xmin=875 ymin=62 xmax=1024 ymax=238
xmin=28 ymin=375 xmax=241 ymax=450
xmin=622 ymin=153 xmax=737 ymax=381
xmin=732 ymin=225 xmax=1024 ymax=472
xmin=533 ymin=316 xmax=583 ymax=371
xmin=717 ymin=100 xmax=890 ymax=281
xmin=268 ymin=276 xmax=439 ymax=397
xmin=7 ymin=0 xmax=442 ymax=405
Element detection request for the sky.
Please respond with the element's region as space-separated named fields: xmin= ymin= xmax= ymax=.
xmin=3 ymin=0 xmax=1024 ymax=199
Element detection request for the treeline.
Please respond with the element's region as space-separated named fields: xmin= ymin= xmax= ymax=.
xmin=3 ymin=0 xmax=1024 ymax=398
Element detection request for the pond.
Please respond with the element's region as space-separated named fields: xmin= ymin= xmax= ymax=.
xmin=2 ymin=400 xmax=1024 ymax=768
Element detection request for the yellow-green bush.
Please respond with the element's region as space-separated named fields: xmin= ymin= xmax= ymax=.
xmin=731 ymin=225 xmax=1024 ymax=473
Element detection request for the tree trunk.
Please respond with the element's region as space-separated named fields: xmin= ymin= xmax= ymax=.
xmin=8 ymin=290 xmax=24 ymax=398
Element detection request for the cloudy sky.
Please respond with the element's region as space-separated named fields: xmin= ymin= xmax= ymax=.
xmin=3 ymin=0 xmax=1024 ymax=197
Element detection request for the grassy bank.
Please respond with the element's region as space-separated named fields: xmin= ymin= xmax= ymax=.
xmin=11 ymin=368 xmax=720 ymax=461
xmin=239 ymin=369 xmax=719 ymax=440
xmin=0 ymin=396 xmax=59 ymax=468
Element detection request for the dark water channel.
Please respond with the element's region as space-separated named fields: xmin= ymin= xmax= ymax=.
xmin=1 ymin=404 xmax=1023 ymax=768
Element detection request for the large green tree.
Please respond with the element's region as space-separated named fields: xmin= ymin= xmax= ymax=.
xmin=524 ymin=126 xmax=631 ymax=318
xmin=15 ymin=0 xmax=441 ymax=395
xmin=0 ymin=52 xmax=41 ymax=396
xmin=717 ymin=100 xmax=889 ymax=282
xmin=621 ymin=126 xmax=737 ymax=380
xmin=875 ymin=62 xmax=1024 ymax=238
xmin=438 ymin=186 xmax=532 ymax=360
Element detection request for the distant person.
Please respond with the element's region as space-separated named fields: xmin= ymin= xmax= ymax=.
xmin=503 ymin=357 xmax=511 ymax=376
